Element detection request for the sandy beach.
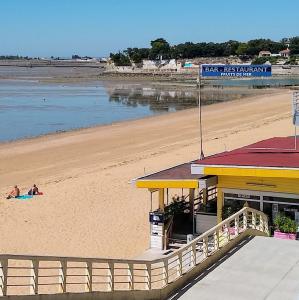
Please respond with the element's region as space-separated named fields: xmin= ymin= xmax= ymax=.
xmin=0 ymin=89 xmax=294 ymax=259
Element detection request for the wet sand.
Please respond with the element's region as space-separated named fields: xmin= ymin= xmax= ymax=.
xmin=0 ymin=90 xmax=294 ymax=259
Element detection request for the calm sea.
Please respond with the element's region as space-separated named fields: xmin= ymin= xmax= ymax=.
xmin=0 ymin=77 xmax=298 ymax=142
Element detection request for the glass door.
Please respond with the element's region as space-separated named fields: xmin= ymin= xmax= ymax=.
xmin=263 ymin=196 xmax=299 ymax=234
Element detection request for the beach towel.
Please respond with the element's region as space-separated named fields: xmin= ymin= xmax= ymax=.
xmin=7 ymin=192 xmax=43 ymax=200
xmin=15 ymin=195 xmax=33 ymax=200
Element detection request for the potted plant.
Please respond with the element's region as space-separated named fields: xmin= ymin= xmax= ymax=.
xmin=274 ymin=213 xmax=297 ymax=240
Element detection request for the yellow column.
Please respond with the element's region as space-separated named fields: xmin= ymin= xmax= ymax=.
xmin=217 ymin=187 xmax=223 ymax=223
xmin=202 ymin=188 xmax=207 ymax=205
xmin=189 ymin=188 xmax=195 ymax=220
xmin=159 ymin=189 xmax=165 ymax=212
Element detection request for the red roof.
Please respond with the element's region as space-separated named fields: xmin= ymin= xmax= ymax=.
xmin=138 ymin=162 xmax=201 ymax=180
xmin=194 ymin=137 xmax=299 ymax=169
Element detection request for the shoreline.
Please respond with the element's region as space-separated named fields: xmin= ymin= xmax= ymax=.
xmin=0 ymin=89 xmax=294 ymax=259
xmin=0 ymin=88 xmax=284 ymax=146
xmin=2 ymin=63 xmax=299 ymax=86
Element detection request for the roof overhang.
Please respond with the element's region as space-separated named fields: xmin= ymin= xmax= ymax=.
xmin=135 ymin=175 xmax=218 ymax=189
xmin=135 ymin=179 xmax=199 ymax=189
xmin=191 ymin=164 xmax=299 ymax=179
xmin=133 ymin=161 xmax=202 ymax=189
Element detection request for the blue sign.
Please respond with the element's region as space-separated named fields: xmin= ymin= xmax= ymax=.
xmin=201 ymin=64 xmax=272 ymax=77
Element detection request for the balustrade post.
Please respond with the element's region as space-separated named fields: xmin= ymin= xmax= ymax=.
xmin=128 ymin=263 xmax=134 ymax=290
xmin=0 ymin=261 xmax=2 ymax=296
xmin=252 ymin=212 xmax=256 ymax=229
xmin=108 ymin=262 xmax=114 ymax=291
xmin=31 ymin=260 xmax=39 ymax=295
xmin=177 ymin=252 xmax=182 ymax=277
xmin=260 ymin=215 xmax=264 ymax=232
xmin=87 ymin=262 xmax=92 ymax=292
xmin=234 ymin=216 xmax=239 ymax=236
xmin=59 ymin=260 xmax=67 ymax=293
xmin=0 ymin=259 xmax=8 ymax=296
xmin=192 ymin=243 xmax=197 ymax=265
xmin=243 ymin=211 xmax=248 ymax=230
xmin=214 ymin=230 xmax=219 ymax=250
xmin=164 ymin=260 xmax=168 ymax=286
xmin=146 ymin=263 xmax=151 ymax=290
xmin=203 ymin=237 xmax=208 ymax=258
xmin=225 ymin=222 xmax=230 ymax=242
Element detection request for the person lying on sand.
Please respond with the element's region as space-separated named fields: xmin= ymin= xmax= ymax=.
xmin=28 ymin=184 xmax=39 ymax=195
xmin=6 ymin=185 xmax=20 ymax=199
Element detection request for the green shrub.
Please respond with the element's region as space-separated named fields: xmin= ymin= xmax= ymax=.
xmin=274 ymin=213 xmax=297 ymax=233
xmin=251 ymin=56 xmax=278 ymax=65
xmin=165 ymin=199 xmax=186 ymax=217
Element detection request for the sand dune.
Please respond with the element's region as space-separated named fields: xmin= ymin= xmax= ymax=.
xmin=0 ymin=89 xmax=294 ymax=258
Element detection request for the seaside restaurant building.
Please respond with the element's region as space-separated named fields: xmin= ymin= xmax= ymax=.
xmin=191 ymin=136 xmax=299 ymax=226
xmin=135 ymin=136 xmax=299 ymax=246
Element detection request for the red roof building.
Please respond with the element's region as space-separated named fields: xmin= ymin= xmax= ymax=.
xmin=191 ymin=136 xmax=299 ymax=224
xmin=136 ymin=136 xmax=299 ymax=227
xmin=279 ymin=49 xmax=291 ymax=58
xmin=192 ymin=137 xmax=299 ymax=170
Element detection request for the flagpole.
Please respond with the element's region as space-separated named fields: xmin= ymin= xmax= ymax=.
xmin=197 ymin=69 xmax=205 ymax=160
xmin=295 ymin=125 xmax=297 ymax=150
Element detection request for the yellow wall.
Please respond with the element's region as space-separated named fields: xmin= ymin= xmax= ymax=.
xmin=136 ymin=180 xmax=198 ymax=189
xmin=218 ymin=175 xmax=299 ymax=194
xmin=204 ymin=167 xmax=299 ymax=179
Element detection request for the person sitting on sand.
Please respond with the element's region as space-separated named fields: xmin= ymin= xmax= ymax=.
xmin=6 ymin=185 xmax=20 ymax=199
xmin=28 ymin=184 xmax=39 ymax=195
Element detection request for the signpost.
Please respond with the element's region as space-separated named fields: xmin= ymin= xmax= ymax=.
xmin=194 ymin=64 xmax=273 ymax=235
xmin=292 ymin=91 xmax=299 ymax=150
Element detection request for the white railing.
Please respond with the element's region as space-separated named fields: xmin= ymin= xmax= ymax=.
xmin=0 ymin=207 xmax=268 ymax=297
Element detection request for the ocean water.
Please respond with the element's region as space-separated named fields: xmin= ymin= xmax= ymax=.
xmin=0 ymin=80 xmax=198 ymax=142
xmin=0 ymin=78 xmax=291 ymax=142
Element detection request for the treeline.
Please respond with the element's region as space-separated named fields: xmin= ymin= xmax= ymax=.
xmin=0 ymin=55 xmax=30 ymax=60
xmin=110 ymin=37 xmax=299 ymax=66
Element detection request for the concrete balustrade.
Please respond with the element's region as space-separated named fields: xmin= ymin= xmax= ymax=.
xmin=0 ymin=207 xmax=269 ymax=299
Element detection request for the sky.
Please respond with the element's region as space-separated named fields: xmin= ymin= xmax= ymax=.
xmin=1 ymin=0 xmax=299 ymax=58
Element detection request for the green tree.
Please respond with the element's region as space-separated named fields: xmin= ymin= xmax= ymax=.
xmin=236 ymin=43 xmax=249 ymax=56
xmin=223 ymin=40 xmax=240 ymax=56
xmin=109 ymin=52 xmax=131 ymax=66
xmin=288 ymin=56 xmax=297 ymax=65
xmin=251 ymin=56 xmax=277 ymax=65
xmin=125 ymin=47 xmax=149 ymax=63
xmin=109 ymin=36 xmax=299 ymax=62
xmin=245 ymin=39 xmax=284 ymax=56
xmin=290 ymin=37 xmax=299 ymax=54
xmin=149 ymin=38 xmax=171 ymax=60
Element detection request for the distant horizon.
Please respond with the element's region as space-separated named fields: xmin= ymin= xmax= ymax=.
xmin=1 ymin=0 xmax=299 ymax=57
xmin=0 ymin=36 xmax=294 ymax=59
